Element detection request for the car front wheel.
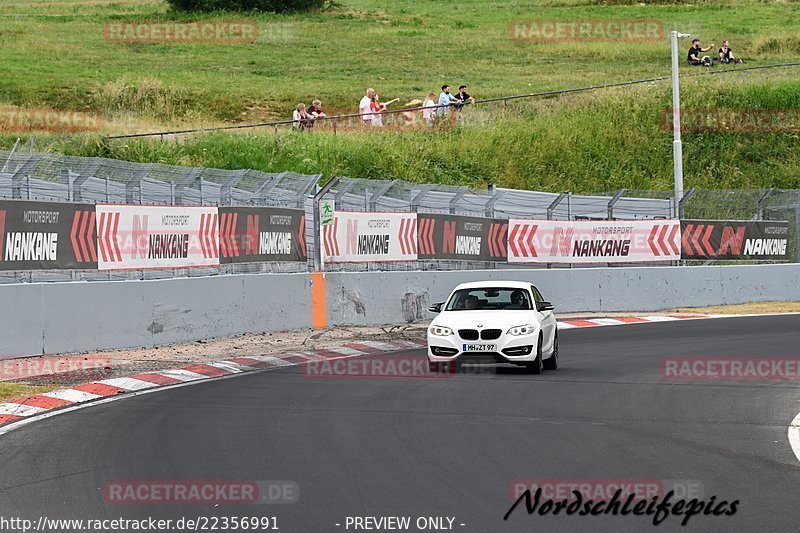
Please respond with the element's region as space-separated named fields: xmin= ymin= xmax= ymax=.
xmin=543 ymin=333 xmax=558 ymax=370
xmin=525 ymin=335 xmax=543 ymax=374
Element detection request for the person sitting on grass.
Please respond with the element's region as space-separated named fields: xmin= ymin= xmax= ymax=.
xmin=718 ymin=40 xmax=743 ymax=64
xmin=688 ymin=38 xmax=714 ymax=67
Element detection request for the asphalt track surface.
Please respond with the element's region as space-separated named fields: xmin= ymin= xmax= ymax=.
xmin=2 ymin=315 xmax=800 ymax=533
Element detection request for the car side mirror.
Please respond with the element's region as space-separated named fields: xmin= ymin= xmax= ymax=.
xmin=429 ymin=302 xmax=444 ymax=313
xmin=537 ymin=301 xmax=554 ymax=312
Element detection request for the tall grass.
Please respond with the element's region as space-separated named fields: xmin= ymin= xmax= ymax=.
xmin=40 ymin=76 xmax=800 ymax=193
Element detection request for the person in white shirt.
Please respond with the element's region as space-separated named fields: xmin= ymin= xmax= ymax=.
xmin=422 ymin=92 xmax=436 ymax=127
xmin=359 ymin=88 xmax=375 ymax=126
xmin=292 ymin=103 xmax=310 ymax=130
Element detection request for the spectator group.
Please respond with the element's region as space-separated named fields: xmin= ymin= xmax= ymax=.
xmin=292 ymin=84 xmax=476 ymax=130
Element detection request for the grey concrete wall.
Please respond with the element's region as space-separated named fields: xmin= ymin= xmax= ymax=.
xmin=0 ymin=273 xmax=313 ymax=358
xmin=325 ymin=264 xmax=800 ymax=326
xmin=2 ymin=264 xmax=799 ymax=358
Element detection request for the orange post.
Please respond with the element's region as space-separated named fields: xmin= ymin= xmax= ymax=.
xmin=311 ymin=272 xmax=327 ymax=329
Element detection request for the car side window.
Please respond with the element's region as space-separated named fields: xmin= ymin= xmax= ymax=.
xmin=531 ymin=285 xmax=544 ymax=304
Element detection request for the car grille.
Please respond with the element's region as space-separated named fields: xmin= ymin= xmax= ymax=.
xmin=458 ymin=329 xmax=479 ymax=340
xmin=481 ymin=329 xmax=502 ymax=340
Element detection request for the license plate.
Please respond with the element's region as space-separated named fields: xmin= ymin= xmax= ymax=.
xmin=462 ymin=343 xmax=496 ymax=352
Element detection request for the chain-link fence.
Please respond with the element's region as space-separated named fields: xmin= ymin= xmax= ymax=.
xmin=0 ymin=149 xmax=796 ymax=283
xmin=621 ymin=188 xmax=800 ymax=263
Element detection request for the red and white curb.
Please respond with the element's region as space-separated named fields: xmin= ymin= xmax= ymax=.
xmin=0 ymin=339 xmax=425 ymax=429
xmin=557 ymin=312 xmax=800 ymax=329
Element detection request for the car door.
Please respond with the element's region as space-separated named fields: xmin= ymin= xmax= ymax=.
xmin=531 ymin=285 xmax=557 ymax=353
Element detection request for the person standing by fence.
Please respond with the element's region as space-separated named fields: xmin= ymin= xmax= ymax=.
xmin=422 ymin=92 xmax=437 ymax=127
xmin=437 ymin=85 xmax=460 ymax=124
xmin=359 ymin=88 xmax=375 ymax=126
xmin=308 ymin=99 xmax=327 ymax=128
xmin=292 ymin=103 xmax=310 ymax=130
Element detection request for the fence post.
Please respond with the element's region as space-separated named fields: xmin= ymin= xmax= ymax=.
xmin=312 ymin=176 xmax=340 ymax=271
xmin=485 ymin=186 xmax=503 ymax=218
xmin=369 ymin=179 xmax=397 ymax=211
xmin=547 ymin=192 xmax=568 ymax=220
xmin=220 ymin=169 xmax=248 ymax=206
xmin=449 ymin=186 xmax=468 ymax=215
xmin=756 ymin=188 xmax=775 ymax=220
xmin=59 ymin=169 xmax=73 ymax=201
xmin=174 ymin=168 xmax=202 ymax=206
xmin=796 ymin=205 xmax=800 ymax=264
xmin=678 ymin=187 xmax=697 ymax=219
xmin=2 ymin=138 xmax=21 ymax=173
xmin=412 ymin=184 xmax=437 ymax=212
xmin=10 ymin=155 xmax=42 ymax=199
xmin=72 ymin=161 xmax=101 ymax=203
xmin=607 ymin=188 xmax=627 ymax=219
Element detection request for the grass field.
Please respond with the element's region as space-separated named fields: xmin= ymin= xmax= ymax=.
xmin=1 ymin=0 xmax=799 ymax=191
xmin=0 ymin=383 xmax=59 ymax=404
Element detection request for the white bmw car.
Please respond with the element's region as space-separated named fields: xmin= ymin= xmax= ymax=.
xmin=426 ymin=281 xmax=558 ymax=373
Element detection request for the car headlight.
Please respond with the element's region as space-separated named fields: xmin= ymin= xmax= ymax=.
xmin=429 ymin=325 xmax=454 ymax=336
xmin=507 ymin=324 xmax=537 ymax=336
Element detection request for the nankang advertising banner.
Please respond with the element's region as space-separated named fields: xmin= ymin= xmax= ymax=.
xmin=507 ymin=219 xmax=681 ymax=264
xmin=322 ymin=211 xmax=417 ymax=263
xmin=0 ymin=199 xmax=97 ymax=270
xmin=417 ymin=213 xmax=507 ymax=261
xmin=218 ymin=207 xmax=306 ymax=263
xmin=681 ymin=220 xmax=790 ymax=260
xmin=95 ymin=204 xmax=219 ymax=270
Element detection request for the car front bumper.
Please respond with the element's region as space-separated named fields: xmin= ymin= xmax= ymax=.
xmin=427 ymin=331 xmax=539 ymax=364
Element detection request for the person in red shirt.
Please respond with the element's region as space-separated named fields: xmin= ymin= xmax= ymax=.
xmin=370 ymin=93 xmax=387 ymax=127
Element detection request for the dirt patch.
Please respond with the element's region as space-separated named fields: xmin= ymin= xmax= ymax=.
xmin=670 ymin=301 xmax=800 ymax=315
xmin=5 ymin=323 xmax=429 ymax=386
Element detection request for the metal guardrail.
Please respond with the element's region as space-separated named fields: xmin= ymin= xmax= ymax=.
xmin=0 ymin=150 xmax=796 ymax=282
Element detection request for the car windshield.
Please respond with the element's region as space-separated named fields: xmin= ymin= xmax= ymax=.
xmin=445 ymin=288 xmax=532 ymax=311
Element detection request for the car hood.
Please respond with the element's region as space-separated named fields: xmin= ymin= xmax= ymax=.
xmin=434 ymin=310 xmax=539 ymax=329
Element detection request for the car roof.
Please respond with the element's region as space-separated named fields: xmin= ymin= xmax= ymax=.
xmin=453 ymin=280 xmax=533 ymax=291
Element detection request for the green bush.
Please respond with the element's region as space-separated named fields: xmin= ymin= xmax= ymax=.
xmin=165 ymin=0 xmax=326 ymax=13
